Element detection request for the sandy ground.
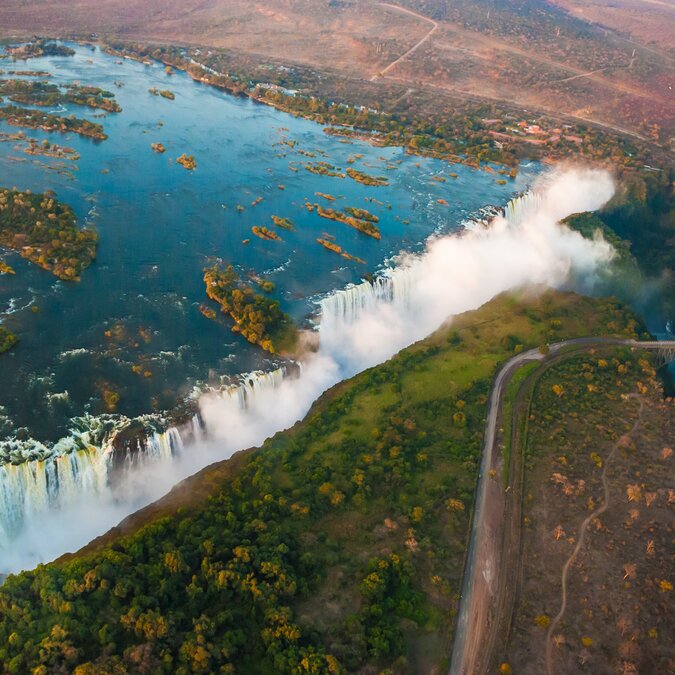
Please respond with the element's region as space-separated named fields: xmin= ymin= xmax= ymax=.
xmin=0 ymin=0 xmax=672 ymax=145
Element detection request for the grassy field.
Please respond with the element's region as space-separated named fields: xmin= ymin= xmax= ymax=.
xmin=0 ymin=290 xmax=647 ymax=673
xmin=500 ymin=359 xmax=540 ymax=484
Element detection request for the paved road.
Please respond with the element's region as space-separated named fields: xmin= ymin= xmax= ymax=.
xmin=449 ymin=338 xmax=675 ymax=675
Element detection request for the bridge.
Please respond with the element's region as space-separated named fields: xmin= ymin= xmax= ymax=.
xmin=627 ymin=340 xmax=675 ymax=366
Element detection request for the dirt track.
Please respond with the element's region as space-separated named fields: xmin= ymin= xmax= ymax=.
xmin=370 ymin=3 xmax=438 ymax=81
xmin=544 ymin=394 xmax=645 ymax=675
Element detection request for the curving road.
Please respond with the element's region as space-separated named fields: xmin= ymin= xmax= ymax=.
xmin=449 ymin=338 xmax=675 ymax=675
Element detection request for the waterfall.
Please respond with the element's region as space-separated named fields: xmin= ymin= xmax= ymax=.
xmin=318 ymin=190 xmax=539 ymax=338
xmin=319 ymin=267 xmax=415 ymax=332
xmin=212 ymin=367 xmax=288 ymax=411
xmin=2 ymin=168 xmax=614 ymax=569
xmin=0 ymin=367 xmax=288 ymax=551
xmin=0 ymin=446 xmax=109 ymax=545
xmin=116 ymin=426 xmax=183 ymax=472
xmin=0 ymin=190 xmax=540 ymax=553
xmin=502 ymin=190 xmax=543 ymax=226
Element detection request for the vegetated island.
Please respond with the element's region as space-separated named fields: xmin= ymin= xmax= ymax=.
xmin=315 ymin=204 xmax=381 ymax=239
xmin=0 ymin=326 xmax=18 ymax=354
xmin=23 ymin=137 xmax=79 ymax=161
xmin=252 ymin=226 xmax=281 ymax=241
xmin=5 ymin=40 xmax=75 ymax=60
xmin=270 ymin=216 xmax=294 ymax=231
xmin=149 ymin=88 xmax=175 ymax=100
xmin=0 ymin=290 xmax=649 ymax=672
xmin=256 ymin=278 xmax=276 ymax=293
xmin=0 ymin=79 xmax=123 ymax=113
xmin=0 ymin=188 xmax=97 ymax=280
xmin=0 ymin=79 xmax=59 ymax=107
xmin=316 ymin=237 xmax=365 ymax=264
xmin=203 ymin=263 xmax=297 ymax=354
xmin=0 ymin=104 xmax=107 ymax=140
xmin=315 ymin=192 xmax=336 ymax=201
xmin=5 ymin=70 xmax=52 ymax=78
xmin=304 ymin=161 xmax=345 ymax=178
xmin=176 ymin=153 xmax=196 ymax=170
xmin=63 ymin=84 xmax=122 ymax=112
xmin=346 ymin=167 xmax=389 ymax=186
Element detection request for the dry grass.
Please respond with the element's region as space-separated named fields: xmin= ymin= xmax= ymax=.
xmin=551 ymin=0 xmax=675 ymax=52
xmin=504 ymin=352 xmax=674 ymax=674
xmin=0 ymin=0 xmax=672 ymax=142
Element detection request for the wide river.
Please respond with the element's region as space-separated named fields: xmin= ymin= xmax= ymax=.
xmin=0 ymin=43 xmax=537 ymax=455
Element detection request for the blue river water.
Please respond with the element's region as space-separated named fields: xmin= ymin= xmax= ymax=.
xmin=0 ymin=43 xmax=538 ymax=445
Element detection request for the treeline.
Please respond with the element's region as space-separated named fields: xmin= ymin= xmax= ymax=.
xmin=101 ymin=40 xmax=654 ymax=170
xmin=260 ymin=87 xmax=521 ymax=167
xmin=0 ymin=105 xmax=107 ymax=140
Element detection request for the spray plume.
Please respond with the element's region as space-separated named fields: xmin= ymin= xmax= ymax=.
xmin=0 ymin=167 xmax=615 ymax=572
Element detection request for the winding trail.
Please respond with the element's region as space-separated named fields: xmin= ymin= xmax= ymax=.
xmin=449 ymin=338 xmax=674 ymax=675
xmin=371 ymin=3 xmax=438 ymax=81
xmin=544 ymin=394 xmax=645 ymax=674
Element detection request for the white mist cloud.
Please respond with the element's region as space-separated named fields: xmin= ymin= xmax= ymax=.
xmin=1 ymin=167 xmax=617 ymax=573
xmin=319 ymin=167 xmax=615 ymax=371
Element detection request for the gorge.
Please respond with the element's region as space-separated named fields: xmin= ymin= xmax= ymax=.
xmin=1 ymin=168 xmax=619 ymax=572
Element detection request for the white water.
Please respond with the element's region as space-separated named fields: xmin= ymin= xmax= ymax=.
xmin=0 ymin=167 xmax=616 ymax=572
xmin=0 ymin=368 xmax=287 ymax=557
